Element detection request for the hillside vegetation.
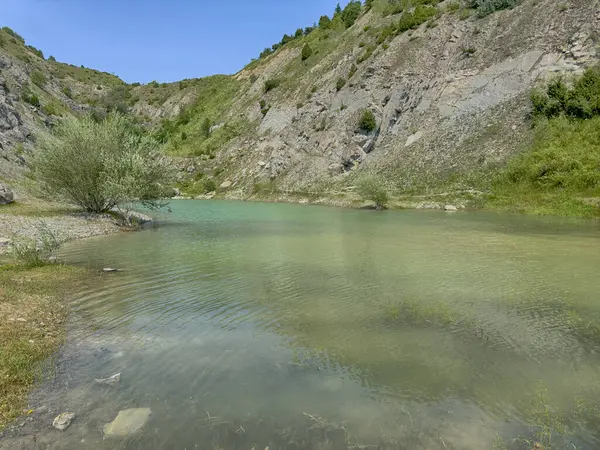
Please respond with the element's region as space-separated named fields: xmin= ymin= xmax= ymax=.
xmin=0 ymin=0 xmax=599 ymax=217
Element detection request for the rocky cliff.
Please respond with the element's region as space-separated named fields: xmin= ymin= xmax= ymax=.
xmin=0 ymin=0 xmax=599 ymax=204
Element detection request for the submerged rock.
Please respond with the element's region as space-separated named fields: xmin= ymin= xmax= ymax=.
xmin=102 ymin=268 xmax=121 ymax=273
xmin=103 ymin=408 xmax=152 ymax=437
xmin=95 ymin=373 xmax=121 ymax=386
xmin=52 ymin=412 xmax=75 ymax=431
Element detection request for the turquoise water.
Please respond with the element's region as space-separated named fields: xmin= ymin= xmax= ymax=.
xmin=42 ymin=201 xmax=600 ymax=448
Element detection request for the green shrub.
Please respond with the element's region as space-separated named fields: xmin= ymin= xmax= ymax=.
xmin=264 ymin=78 xmax=281 ymax=92
xmin=503 ymin=116 xmax=600 ymax=191
xmin=61 ymin=86 xmax=73 ymax=99
xmin=31 ymin=113 xmax=174 ymax=213
xmin=358 ymin=109 xmax=377 ymax=132
xmin=11 ymin=223 xmax=62 ymax=267
xmin=201 ymin=117 xmax=212 ymax=138
xmin=295 ymin=28 xmax=304 ymax=38
xmin=100 ymin=85 xmax=131 ymax=114
xmin=357 ymin=46 xmax=374 ymax=63
xmin=319 ymin=15 xmax=332 ymax=28
xmin=377 ymin=25 xmax=395 ymax=44
xmin=202 ymin=178 xmax=217 ymax=193
xmin=48 ymin=55 xmax=56 ymax=62
xmin=27 ymin=45 xmax=44 ymax=59
xmin=349 ymin=64 xmax=358 ymax=78
xmin=41 ymin=101 xmax=62 ymax=116
xmin=468 ymin=0 xmax=519 ymax=16
xmin=1 ymin=27 xmax=24 ymax=43
xmin=30 ymin=70 xmax=46 ymax=87
xmin=532 ymin=67 xmax=600 ymax=120
xmin=365 ymin=0 xmax=374 ymax=10
xmin=260 ymin=47 xmax=273 ymax=58
xmin=336 ymin=77 xmax=346 ymax=91
xmin=446 ymin=1 xmax=461 ymax=12
xmin=341 ymin=1 xmax=362 ymax=28
xmin=356 ymin=175 xmax=389 ymax=209
xmin=397 ymin=5 xmax=437 ymax=33
xmin=21 ymin=89 xmax=40 ymax=107
xmin=301 ymin=43 xmax=313 ymax=61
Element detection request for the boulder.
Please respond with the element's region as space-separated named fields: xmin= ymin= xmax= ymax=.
xmin=103 ymin=408 xmax=152 ymax=437
xmin=444 ymin=205 xmax=458 ymax=212
xmin=220 ymin=180 xmax=232 ymax=189
xmin=52 ymin=412 xmax=75 ymax=431
xmin=0 ymin=183 xmax=14 ymax=204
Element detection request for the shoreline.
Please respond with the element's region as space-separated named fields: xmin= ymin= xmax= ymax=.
xmin=0 ymin=200 xmax=153 ymax=436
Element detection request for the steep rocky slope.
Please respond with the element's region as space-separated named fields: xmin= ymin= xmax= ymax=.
xmin=142 ymin=0 xmax=600 ymax=201
xmin=0 ymin=27 xmax=124 ymax=184
xmin=0 ymin=0 xmax=599 ymax=206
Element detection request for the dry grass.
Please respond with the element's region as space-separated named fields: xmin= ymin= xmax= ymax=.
xmin=0 ymin=263 xmax=85 ymax=430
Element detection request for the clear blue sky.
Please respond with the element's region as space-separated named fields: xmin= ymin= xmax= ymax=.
xmin=3 ymin=0 xmax=351 ymax=84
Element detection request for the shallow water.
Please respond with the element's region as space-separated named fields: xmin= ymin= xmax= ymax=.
xmin=28 ymin=202 xmax=600 ymax=448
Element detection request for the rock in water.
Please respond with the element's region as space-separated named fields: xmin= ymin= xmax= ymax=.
xmin=95 ymin=373 xmax=121 ymax=386
xmin=103 ymin=408 xmax=151 ymax=437
xmin=102 ymin=268 xmax=121 ymax=273
xmin=52 ymin=412 xmax=75 ymax=431
xmin=0 ymin=183 xmax=14 ymax=205
xmin=444 ymin=205 xmax=458 ymax=212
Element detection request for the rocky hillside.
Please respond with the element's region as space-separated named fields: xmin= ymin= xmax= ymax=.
xmin=0 ymin=26 xmax=124 ymax=182
xmin=0 ymin=0 xmax=599 ymax=206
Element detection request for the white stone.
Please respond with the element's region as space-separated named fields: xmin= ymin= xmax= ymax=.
xmin=220 ymin=180 xmax=232 ymax=189
xmin=444 ymin=205 xmax=458 ymax=212
xmin=103 ymin=408 xmax=152 ymax=437
xmin=95 ymin=373 xmax=121 ymax=387
xmin=53 ymin=412 xmax=75 ymax=431
xmin=405 ymin=131 xmax=423 ymax=147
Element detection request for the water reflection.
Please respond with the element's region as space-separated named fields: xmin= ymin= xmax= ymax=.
xmin=35 ymin=201 xmax=600 ymax=449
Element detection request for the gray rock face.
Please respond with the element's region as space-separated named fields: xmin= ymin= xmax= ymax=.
xmin=103 ymin=408 xmax=152 ymax=437
xmin=0 ymin=182 xmax=14 ymax=204
xmin=52 ymin=412 xmax=75 ymax=431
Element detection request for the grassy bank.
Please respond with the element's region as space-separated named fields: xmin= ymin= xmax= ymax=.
xmin=0 ymin=262 xmax=85 ymax=430
xmin=488 ymin=116 xmax=600 ymax=218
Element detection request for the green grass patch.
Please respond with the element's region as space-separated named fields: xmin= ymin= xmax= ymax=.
xmin=488 ymin=116 xmax=600 ymax=218
xmin=0 ymin=264 xmax=87 ymax=430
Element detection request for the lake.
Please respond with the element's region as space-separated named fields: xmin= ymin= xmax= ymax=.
xmin=33 ymin=201 xmax=600 ymax=448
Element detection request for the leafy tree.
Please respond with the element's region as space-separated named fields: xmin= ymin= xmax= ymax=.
xmin=334 ymin=3 xmax=342 ymax=16
xmin=260 ymin=47 xmax=273 ymax=58
xmin=280 ymin=34 xmax=293 ymax=45
xmin=365 ymin=0 xmax=375 ymax=10
xmin=48 ymin=55 xmax=56 ymax=62
xmin=201 ymin=117 xmax=212 ymax=138
xmin=341 ymin=1 xmax=362 ymax=28
xmin=32 ymin=113 xmax=174 ymax=213
xmin=319 ymin=15 xmax=332 ymax=29
xmin=356 ymin=175 xmax=389 ymax=210
xmin=304 ymin=26 xmax=315 ymax=35
xmin=301 ymin=43 xmax=313 ymax=61
xmin=295 ymin=28 xmax=304 ymax=38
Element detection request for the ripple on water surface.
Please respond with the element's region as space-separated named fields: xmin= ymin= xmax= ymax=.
xmin=41 ymin=201 xmax=600 ymax=449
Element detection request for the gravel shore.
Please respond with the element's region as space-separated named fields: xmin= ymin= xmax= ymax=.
xmin=0 ymin=209 xmax=123 ymax=255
